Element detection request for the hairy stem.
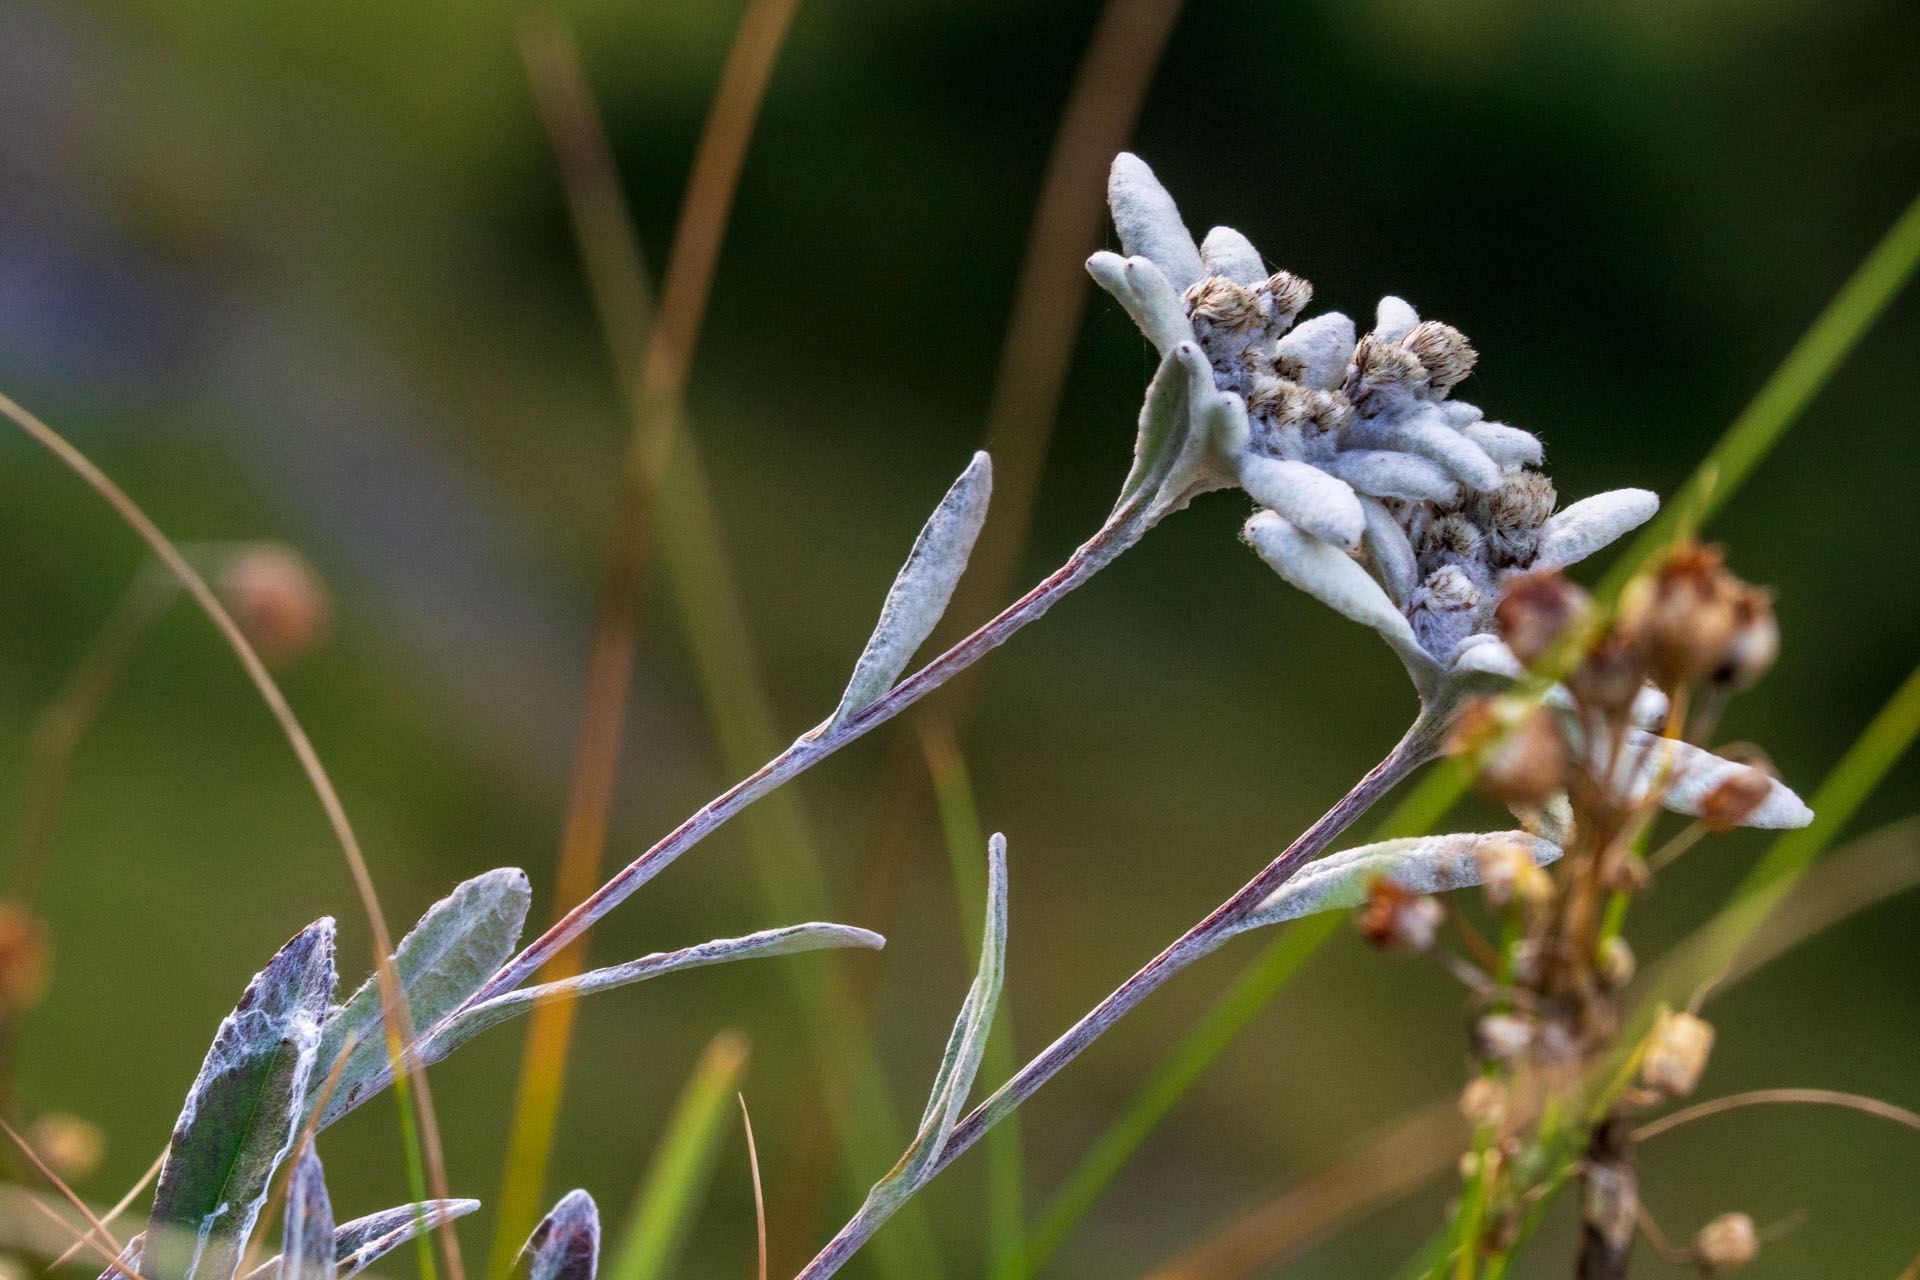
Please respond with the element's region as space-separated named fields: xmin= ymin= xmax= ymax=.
xmin=794 ymin=708 xmax=1452 ymax=1280
xmin=458 ymin=513 xmax=1145 ymax=1014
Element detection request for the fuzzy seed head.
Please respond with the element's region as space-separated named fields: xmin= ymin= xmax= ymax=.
xmin=1260 ymin=270 xmax=1313 ymax=321
xmin=1344 ymin=333 xmax=1425 ymax=402
xmin=1692 ymin=1212 xmax=1759 ymax=1274
xmin=220 ymin=544 xmax=333 ymax=664
xmin=1186 ymin=275 xmax=1263 ymax=331
xmin=1401 ymin=320 xmax=1478 ymax=393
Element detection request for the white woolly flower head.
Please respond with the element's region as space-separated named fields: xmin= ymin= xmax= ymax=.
xmin=1089 ymin=152 xmax=1659 ymax=703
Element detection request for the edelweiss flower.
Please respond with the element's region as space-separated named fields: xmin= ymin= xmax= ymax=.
xmin=1089 ymin=152 xmax=1658 ymax=704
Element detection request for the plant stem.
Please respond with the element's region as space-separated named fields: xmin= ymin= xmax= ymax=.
xmin=460 ymin=514 xmax=1145 ymax=1013
xmin=793 ymin=709 xmax=1452 ymax=1280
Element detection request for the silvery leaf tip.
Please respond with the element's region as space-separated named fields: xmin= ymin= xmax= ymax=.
xmin=1089 ymin=152 xmax=1659 ymax=702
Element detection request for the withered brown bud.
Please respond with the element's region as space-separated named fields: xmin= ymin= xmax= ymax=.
xmin=1714 ymin=586 xmax=1779 ymax=691
xmin=1476 ymin=839 xmax=1553 ymax=911
xmin=1449 ymin=698 xmax=1569 ymax=808
xmin=0 ymin=903 xmax=50 ymax=1012
xmin=1401 ymin=320 xmax=1479 ymax=393
xmin=220 ymin=544 xmax=333 ymax=664
xmin=1641 ymin=1009 xmax=1715 ymax=1098
xmin=1356 ymin=877 xmax=1443 ymax=952
xmin=1458 ymin=1076 xmax=1510 ymax=1129
xmin=28 ymin=1112 xmax=105 ymax=1183
xmin=1565 ymin=622 xmax=1649 ymax=720
xmin=1185 ymin=274 xmax=1263 ymax=331
xmin=1692 ymin=1211 xmax=1759 ymax=1274
xmin=1495 ymin=570 xmax=1591 ymax=668
xmin=1606 ymin=854 xmax=1651 ymax=895
xmin=1697 ymin=765 xmax=1777 ymax=832
xmin=1619 ymin=543 xmax=1743 ymax=690
xmin=1596 ymin=936 xmax=1636 ymax=989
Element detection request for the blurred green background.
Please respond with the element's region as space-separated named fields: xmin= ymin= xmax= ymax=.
xmin=1 ymin=0 xmax=1917 ymax=1276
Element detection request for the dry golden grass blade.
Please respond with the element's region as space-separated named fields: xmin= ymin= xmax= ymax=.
xmin=493 ymin=4 xmax=804 ymax=1270
xmin=3 ymin=1116 xmax=124 ymax=1258
xmin=1635 ymin=1088 xmax=1920 ymax=1143
xmin=740 ymin=1095 xmax=768 ymax=1280
xmin=47 ymin=1147 xmax=166 ymax=1270
xmin=0 ymin=391 xmax=463 ymax=1280
xmin=19 ymin=1192 xmax=150 ymax=1279
xmin=1138 ymin=1098 xmax=1463 ymax=1280
xmin=786 ymin=0 xmax=1188 ymax=1245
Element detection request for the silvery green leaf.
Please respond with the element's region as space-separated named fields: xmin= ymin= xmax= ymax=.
xmin=1199 ymin=225 xmax=1265 ymax=284
xmin=1123 ymin=255 xmax=1197 ymax=354
xmin=1238 ymin=456 xmax=1366 ymax=549
xmin=1373 ymin=295 xmax=1420 ymax=344
xmin=313 ymin=868 xmax=531 ymax=1130
xmin=831 ymin=451 xmax=992 ymax=724
xmin=1360 ymin=497 xmax=1418 ymax=606
xmin=281 ymin=1148 xmax=333 ymax=1280
xmin=1608 ymin=731 xmax=1813 ymax=829
xmin=1244 ymin=511 xmax=1440 ymax=690
xmin=1274 ymin=312 xmax=1356 ymax=390
xmin=1534 ymin=489 xmax=1660 ymax=571
xmin=399 ymin=924 xmax=884 ymax=1083
xmin=1113 ymin=342 xmax=1240 ymax=521
xmin=150 ymin=920 xmax=336 ymax=1280
xmin=1233 ymin=832 xmax=1561 ymax=934
xmin=1107 ymin=153 xmax=1204 ymax=292
xmin=246 ymin=1201 xmax=483 ymax=1280
xmin=1323 ymin=449 xmax=1462 ymax=503
xmin=856 ymin=834 xmax=1007 ymax=1223
xmin=514 ymin=1191 xmax=599 ymax=1280
xmin=1459 ymin=421 xmax=1544 ymax=468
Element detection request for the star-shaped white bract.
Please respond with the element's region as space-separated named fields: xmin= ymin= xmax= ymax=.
xmin=1090 ymin=152 xmax=1657 ymax=701
xmin=1091 ymin=153 xmax=1812 ymax=833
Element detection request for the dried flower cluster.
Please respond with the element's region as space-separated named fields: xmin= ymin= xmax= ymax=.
xmin=1367 ymin=545 xmax=1810 ymax=1278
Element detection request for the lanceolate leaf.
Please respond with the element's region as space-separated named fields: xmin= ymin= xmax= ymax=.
xmin=245 ymin=1201 xmax=483 ymax=1280
xmin=280 ymin=1147 xmax=334 ymax=1280
xmin=515 ymin=1191 xmax=600 ymax=1280
xmin=858 ymin=834 xmax=1008 ymax=1219
xmin=831 ymin=452 xmax=992 ymax=725
xmin=1232 ymin=833 xmax=1562 ymax=935
xmin=311 ymin=867 xmax=531 ymax=1129
xmin=337 ymin=924 xmax=883 ymax=1115
xmin=149 ymin=920 xmax=336 ymax=1280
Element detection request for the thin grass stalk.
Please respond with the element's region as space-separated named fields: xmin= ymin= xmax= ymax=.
xmin=8 ymin=565 xmax=176 ymax=904
xmin=919 ymin=717 xmax=1024 ymax=1273
xmin=606 ymin=1031 xmax=750 ymax=1280
xmin=492 ymin=2 xmax=803 ymax=1268
xmin=0 ymin=391 xmax=462 ymax=1280
xmin=1139 ymin=1098 xmax=1462 ymax=1280
xmin=794 ymin=712 xmax=1452 ymax=1279
xmin=784 ymin=0 xmax=1185 ymax=1244
xmin=517 ymin=15 xmax=946 ymax=1275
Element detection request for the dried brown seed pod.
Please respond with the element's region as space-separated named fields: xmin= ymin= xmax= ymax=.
xmin=1458 ymin=1076 xmax=1509 ymax=1128
xmin=1714 ymin=585 xmax=1779 ymax=691
xmin=1356 ymin=877 xmax=1443 ymax=952
xmin=1692 ymin=1211 xmax=1759 ymax=1274
xmin=1566 ymin=622 xmax=1650 ymax=719
xmin=1495 ymin=570 xmax=1590 ymax=668
xmin=1476 ymin=838 xmax=1554 ymax=911
xmin=1697 ymin=764 xmax=1777 ymax=832
xmin=1641 ymin=1009 xmax=1715 ymax=1098
xmin=1596 ymin=936 xmax=1636 ymax=989
xmin=1449 ymin=698 xmax=1570 ymax=808
xmin=1619 ymin=543 xmax=1742 ymax=689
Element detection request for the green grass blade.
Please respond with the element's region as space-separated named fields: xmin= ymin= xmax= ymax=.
xmin=657 ymin=432 xmax=943 ymax=1280
xmin=921 ymin=725 xmax=1025 ymax=1272
xmin=607 ymin=1032 xmax=750 ymax=1280
xmin=1000 ymin=913 xmax=1340 ymax=1280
